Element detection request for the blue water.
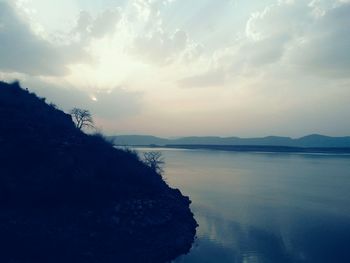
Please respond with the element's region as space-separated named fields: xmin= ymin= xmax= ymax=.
xmin=137 ymin=148 xmax=350 ymax=263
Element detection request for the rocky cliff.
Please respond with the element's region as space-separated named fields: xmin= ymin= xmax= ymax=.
xmin=0 ymin=81 xmax=197 ymax=263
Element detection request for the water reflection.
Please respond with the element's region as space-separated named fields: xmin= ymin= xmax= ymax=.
xmin=175 ymin=209 xmax=350 ymax=263
xmin=136 ymin=148 xmax=350 ymax=263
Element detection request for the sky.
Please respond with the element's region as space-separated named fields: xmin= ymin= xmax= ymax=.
xmin=0 ymin=0 xmax=350 ymax=137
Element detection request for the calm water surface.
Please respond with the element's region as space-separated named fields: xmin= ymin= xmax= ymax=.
xmin=137 ymin=148 xmax=350 ymax=263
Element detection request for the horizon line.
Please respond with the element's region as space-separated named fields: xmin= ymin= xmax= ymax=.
xmin=107 ymin=133 xmax=350 ymax=140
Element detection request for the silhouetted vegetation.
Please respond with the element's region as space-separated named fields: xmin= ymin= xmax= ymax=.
xmin=120 ymin=146 xmax=141 ymax=162
xmin=70 ymin=107 xmax=94 ymax=130
xmin=0 ymin=81 xmax=197 ymax=263
xmin=143 ymin=151 xmax=165 ymax=175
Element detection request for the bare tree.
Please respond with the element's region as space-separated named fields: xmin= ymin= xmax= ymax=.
xmin=143 ymin=151 xmax=164 ymax=175
xmin=70 ymin=108 xmax=94 ymax=130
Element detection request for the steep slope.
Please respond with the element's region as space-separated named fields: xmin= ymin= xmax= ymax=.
xmin=0 ymin=81 xmax=197 ymax=263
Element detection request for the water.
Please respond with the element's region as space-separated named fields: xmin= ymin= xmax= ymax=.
xmin=136 ymin=148 xmax=350 ymax=263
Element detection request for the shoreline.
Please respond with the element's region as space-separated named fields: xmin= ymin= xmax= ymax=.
xmin=117 ymin=144 xmax=350 ymax=154
xmin=0 ymin=81 xmax=197 ymax=263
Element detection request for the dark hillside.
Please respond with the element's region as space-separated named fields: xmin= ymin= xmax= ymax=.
xmin=111 ymin=134 xmax=350 ymax=148
xmin=0 ymin=81 xmax=197 ymax=263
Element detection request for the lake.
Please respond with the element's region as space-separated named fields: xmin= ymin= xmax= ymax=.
xmin=136 ymin=148 xmax=350 ymax=263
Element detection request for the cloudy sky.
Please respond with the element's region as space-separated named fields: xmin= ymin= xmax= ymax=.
xmin=1 ymin=0 xmax=350 ymax=137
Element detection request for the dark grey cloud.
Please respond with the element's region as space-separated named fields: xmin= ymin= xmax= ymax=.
xmin=287 ymin=2 xmax=350 ymax=77
xmin=0 ymin=2 xmax=89 ymax=76
xmin=231 ymin=34 xmax=291 ymax=71
xmin=243 ymin=0 xmax=350 ymax=77
xmin=179 ymin=0 xmax=350 ymax=88
xmin=0 ymin=2 xmax=121 ymax=77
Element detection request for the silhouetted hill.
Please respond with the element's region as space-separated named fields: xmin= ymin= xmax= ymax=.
xmin=110 ymin=134 xmax=350 ymax=148
xmin=0 ymin=81 xmax=196 ymax=263
xmin=112 ymin=135 xmax=169 ymax=146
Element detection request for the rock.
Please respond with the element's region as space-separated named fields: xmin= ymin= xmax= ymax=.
xmin=0 ymin=81 xmax=197 ymax=263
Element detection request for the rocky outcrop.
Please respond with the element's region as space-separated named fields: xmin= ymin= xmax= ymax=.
xmin=0 ymin=81 xmax=197 ymax=263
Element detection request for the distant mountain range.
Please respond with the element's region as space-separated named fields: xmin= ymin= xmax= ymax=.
xmin=109 ymin=134 xmax=350 ymax=148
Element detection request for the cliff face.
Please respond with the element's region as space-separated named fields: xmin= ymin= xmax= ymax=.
xmin=0 ymin=81 xmax=197 ymax=263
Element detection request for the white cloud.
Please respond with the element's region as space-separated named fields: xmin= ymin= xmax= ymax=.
xmin=243 ymin=0 xmax=350 ymax=77
xmin=2 ymin=0 xmax=350 ymax=136
xmin=74 ymin=8 xmax=122 ymax=40
xmin=246 ymin=1 xmax=312 ymax=41
xmin=184 ymin=0 xmax=350 ymax=86
xmin=0 ymin=1 xmax=91 ymax=76
xmin=128 ymin=0 xmax=201 ymax=66
xmin=131 ymin=30 xmax=189 ymax=65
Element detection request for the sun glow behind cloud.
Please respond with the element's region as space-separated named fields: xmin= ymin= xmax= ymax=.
xmin=1 ymin=0 xmax=350 ymax=136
